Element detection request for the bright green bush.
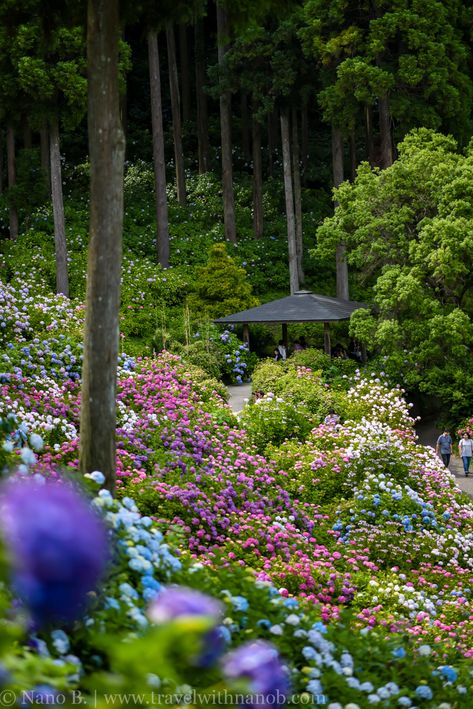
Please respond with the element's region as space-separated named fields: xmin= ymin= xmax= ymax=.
xmin=239 ymin=394 xmax=314 ymax=453
xmin=187 ymin=243 xmax=259 ymax=320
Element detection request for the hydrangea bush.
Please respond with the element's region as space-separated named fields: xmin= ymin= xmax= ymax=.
xmin=0 ymin=279 xmax=472 ymax=705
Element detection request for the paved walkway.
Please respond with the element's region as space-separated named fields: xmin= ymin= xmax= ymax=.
xmin=416 ymin=416 xmax=473 ymax=498
xmin=226 ymin=383 xmax=252 ymax=413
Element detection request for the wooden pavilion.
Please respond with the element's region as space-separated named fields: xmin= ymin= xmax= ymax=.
xmin=214 ymin=290 xmax=367 ymax=355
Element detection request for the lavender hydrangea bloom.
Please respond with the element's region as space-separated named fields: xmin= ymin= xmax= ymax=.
xmin=223 ymin=640 xmax=290 ymax=708
xmin=0 ymin=479 xmax=108 ymax=626
xmin=148 ymin=587 xmax=225 ymax=667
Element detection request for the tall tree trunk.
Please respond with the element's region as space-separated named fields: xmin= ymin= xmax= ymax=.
xmin=148 ymin=31 xmax=169 ymax=268
xmin=252 ymin=117 xmax=263 ymax=239
xmin=194 ymin=19 xmax=209 ymax=173
xmin=166 ymin=23 xmax=186 ymax=205
xmin=6 ymin=126 xmax=18 ymax=240
xmin=365 ymin=105 xmax=375 ymax=166
xmin=178 ymin=24 xmax=191 ymax=124
xmin=240 ymin=92 xmax=250 ymax=160
xmin=332 ymin=126 xmax=349 ymax=300
xmin=280 ymin=109 xmax=299 ymax=294
xmin=216 ymin=4 xmax=236 ymax=242
xmin=378 ymin=95 xmax=393 ymax=168
xmin=301 ymin=98 xmax=309 ymax=183
xmin=267 ymin=110 xmax=278 ymax=177
xmin=349 ymin=130 xmax=357 ymax=181
xmin=49 ymin=114 xmax=69 ymax=296
xmin=292 ymin=108 xmax=304 ymax=284
xmin=80 ymin=0 xmax=125 ymax=492
xmin=40 ymin=123 xmax=50 ymax=186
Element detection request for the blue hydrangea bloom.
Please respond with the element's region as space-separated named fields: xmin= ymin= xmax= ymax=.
xmin=1 ymin=479 xmax=108 ymax=626
xmin=223 ymin=640 xmax=290 ymax=708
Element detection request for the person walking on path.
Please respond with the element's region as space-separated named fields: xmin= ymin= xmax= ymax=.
xmin=436 ymin=430 xmax=453 ymax=468
xmin=459 ymin=432 xmax=473 ymax=476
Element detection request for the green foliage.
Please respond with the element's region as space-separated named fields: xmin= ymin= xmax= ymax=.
xmin=300 ymin=0 xmax=473 ymax=141
xmin=316 ymin=128 xmax=473 ymax=420
xmin=239 ymin=394 xmax=314 ymax=454
xmin=187 ymin=243 xmax=259 ymax=320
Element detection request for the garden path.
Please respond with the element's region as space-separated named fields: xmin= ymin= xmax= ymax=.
xmin=226 ymin=382 xmax=252 ymax=413
xmin=416 ymin=416 xmax=473 ymax=498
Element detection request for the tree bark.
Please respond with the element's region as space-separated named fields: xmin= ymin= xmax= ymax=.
xmin=280 ymin=109 xmax=299 ymax=294
xmin=80 ymin=0 xmax=125 ymax=492
xmin=349 ymin=130 xmax=357 ymax=181
xmin=148 ymin=31 xmax=170 ymax=268
xmin=332 ymin=126 xmax=349 ymax=300
xmin=365 ymin=104 xmax=375 ymax=167
xmin=240 ymin=92 xmax=250 ymax=160
xmin=301 ymin=98 xmax=309 ymax=182
xmin=49 ymin=114 xmax=69 ymax=296
xmin=166 ymin=23 xmax=186 ymax=205
xmin=178 ymin=24 xmax=191 ymax=124
xmin=216 ymin=4 xmax=236 ymax=242
xmin=378 ymin=95 xmax=393 ymax=168
xmin=40 ymin=123 xmax=50 ymax=186
xmin=267 ymin=110 xmax=278 ymax=177
xmin=292 ymin=108 xmax=304 ymax=284
xmin=194 ymin=19 xmax=209 ymax=173
xmin=6 ymin=126 xmax=18 ymax=240
xmin=252 ymin=117 xmax=263 ymax=239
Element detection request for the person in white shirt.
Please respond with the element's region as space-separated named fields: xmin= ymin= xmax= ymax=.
xmin=459 ymin=432 xmax=473 ymax=476
xmin=274 ymin=340 xmax=287 ymax=361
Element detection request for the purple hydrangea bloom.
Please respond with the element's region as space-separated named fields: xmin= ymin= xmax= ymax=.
xmin=148 ymin=586 xmax=225 ymax=667
xmin=0 ymin=479 xmax=108 ymax=626
xmin=223 ymin=641 xmax=290 ymax=708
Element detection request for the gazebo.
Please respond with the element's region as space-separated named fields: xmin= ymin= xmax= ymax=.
xmin=214 ymin=290 xmax=367 ymax=355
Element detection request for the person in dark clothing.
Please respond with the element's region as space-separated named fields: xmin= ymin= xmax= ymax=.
xmin=436 ymin=430 xmax=452 ymax=468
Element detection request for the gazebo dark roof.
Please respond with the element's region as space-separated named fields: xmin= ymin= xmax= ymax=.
xmin=214 ymin=290 xmax=367 ymax=325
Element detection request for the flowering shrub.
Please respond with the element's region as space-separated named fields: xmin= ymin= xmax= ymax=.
xmin=240 ymin=393 xmax=314 ymax=453
xmin=1 ymin=278 xmax=473 ymax=704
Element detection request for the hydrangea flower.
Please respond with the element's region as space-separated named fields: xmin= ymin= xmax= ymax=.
xmin=0 ymin=478 xmax=108 ymax=625
xmin=223 ymin=640 xmax=290 ymax=708
xmin=148 ymin=586 xmax=225 ymax=667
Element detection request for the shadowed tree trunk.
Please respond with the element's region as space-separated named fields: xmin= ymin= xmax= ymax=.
xmin=40 ymin=123 xmax=50 ymax=186
xmin=49 ymin=114 xmax=69 ymax=296
xmin=332 ymin=126 xmax=349 ymax=300
xmin=194 ymin=19 xmax=209 ymax=173
xmin=80 ymin=0 xmax=125 ymax=492
xmin=301 ymin=98 xmax=309 ymax=182
xmin=148 ymin=31 xmax=169 ymax=268
xmin=216 ymin=4 xmax=236 ymax=242
xmin=349 ymin=130 xmax=357 ymax=181
xmin=240 ymin=92 xmax=250 ymax=160
xmin=6 ymin=126 xmax=18 ymax=240
xmin=379 ymin=95 xmax=393 ymax=168
xmin=280 ymin=108 xmax=299 ymax=294
xmin=292 ymin=108 xmax=304 ymax=284
xmin=365 ymin=105 xmax=375 ymax=166
xmin=252 ymin=116 xmax=263 ymax=239
xmin=166 ymin=23 xmax=186 ymax=205
xmin=267 ymin=110 xmax=278 ymax=177
xmin=178 ymin=24 xmax=191 ymax=124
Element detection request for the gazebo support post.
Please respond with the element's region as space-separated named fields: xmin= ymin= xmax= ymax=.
xmin=282 ymin=322 xmax=288 ymax=348
xmin=242 ymin=323 xmax=250 ymax=348
xmin=323 ymin=321 xmax=331 ymax=355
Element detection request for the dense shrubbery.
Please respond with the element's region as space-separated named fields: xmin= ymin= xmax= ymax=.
xmin=0 ymin=343 xmax=472 ymax=704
